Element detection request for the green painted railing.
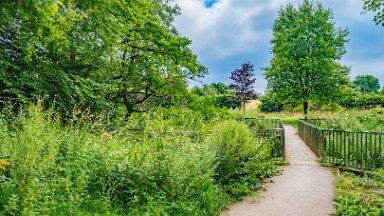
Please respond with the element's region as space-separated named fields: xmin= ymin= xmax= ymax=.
xmin=299 ymin=119 xmax=384 ymax=171
xmin=241 ymin=118 xmax=285 ymax=159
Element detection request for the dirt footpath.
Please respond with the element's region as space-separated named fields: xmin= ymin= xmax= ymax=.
xmin=223 ymin=125 xmax=335 ymax=216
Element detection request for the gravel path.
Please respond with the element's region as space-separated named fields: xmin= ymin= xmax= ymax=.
xmin=223 ymin=125 xmax=335 ymax=216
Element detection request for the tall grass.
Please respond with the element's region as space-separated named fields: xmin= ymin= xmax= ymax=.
xmin=0 ymin=103 xmax=275 ymax=215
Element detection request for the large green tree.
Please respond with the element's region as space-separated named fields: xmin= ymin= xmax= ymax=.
xmin=363 ymin=0 xmax=384 ymax=26
xmin=100 ymin=0 xmax=206 ymax=117
xmin=0 ymin=0 xmax=206 ymax=116
xmin=264 ymin=0 xmax=350 ymax=114
xmin=353 ymin=74 xmax=381 ymax=93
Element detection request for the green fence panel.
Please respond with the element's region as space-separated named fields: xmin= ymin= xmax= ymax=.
xmin=299 ymin=119 xmax=384 ymax=171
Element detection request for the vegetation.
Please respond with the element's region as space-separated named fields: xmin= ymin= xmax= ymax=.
xmin=341 ymin=93 xmax=384 ymax=108
xmin=259 ymin=95 xmax=284 ymax=113
xmin=229 ymin=62 xmax=258 ymax=111
xmin=0 ymin=0 xmax=205 ymax=117
xmin=304 ymin=112 xmax=384 ymax=132
xmin=190 ymin=83 xmax=240 ymax=109
xmin=265 ymin=0 xmax=350 ymax=114
xmin=191 ymin=83 xmax=231 ymax=97
xmin=0 ymin=103 xmax=276 ymax=215
xmin=335 ymin=170 xmax=384 ymax=215
xmin=363 ymin=0 xmax=384 ymax=26
xmin=353 ymin=75 xmax=381 ymax=93
xmin=1 ymin=0 xmax=383 ymax=215
xmin=205 ymin=121 xmax=275 ymax=200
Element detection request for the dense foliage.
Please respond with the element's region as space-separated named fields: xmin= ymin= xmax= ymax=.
xmin=305 ymin=111 xmax=384 ymax=132
xmin=0 ymin=0 xmax=206 ymax=117
xmin=353 ymin=75 xmax=381 ymax=93
xmin=190 ymin=83 xmax=240 ymax=109
xmin=340 ymin=93 xmax=384 ymax=108
xmin=204 ymin=121 xmax=275 ymax=200
xmin=259 ymin=95 xmax=284 ymax=113
xmin=0 ymin=103 xmax=276 ymax=215
xmin=335 ymin=170 xmax=384 ymax=215
xmin=191 ymin=83 xmax=231 ymax=97
xmin=229 ymin=63 xmax=258 ymax=111
xmin=265 ymin=0 xmax=350 ymax=114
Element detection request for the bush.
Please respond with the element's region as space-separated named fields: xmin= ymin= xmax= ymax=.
xmin=215 ymin=95 xmax=240 ymax=109
xmin=188 ymin=95 xmax=231 ymax=122
xmin=259 ymin=96 xmax=284 ymax=112
xmin=341 ymin=93 xmax=384 ymax=108
xmin=204 ymin=121 xmax=275 ymax=200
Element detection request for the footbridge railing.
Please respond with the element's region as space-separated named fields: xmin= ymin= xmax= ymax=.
xmin=241 ymin=118 xmax=285 ymax=159
xmin=299 ymin=119 xmax=384 ymax=171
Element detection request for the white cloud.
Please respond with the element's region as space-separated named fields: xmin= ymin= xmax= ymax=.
xmin=174 ymin=0 xmax=384 ymax=88
xmin=341 ymin=58 xmax=384 ymax=85
xmin=174 ymin=0 xmax=272 ymax=57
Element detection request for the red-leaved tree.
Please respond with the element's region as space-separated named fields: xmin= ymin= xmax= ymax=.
xmin=229 ymin=62 xmax=258 ymax=111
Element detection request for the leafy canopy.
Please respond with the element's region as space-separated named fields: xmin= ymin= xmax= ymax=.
xmin=363 ymin=0 xmax=384 ymax=26
xmin=229 ymin=62 xmax=258 ymax=110
xmin=264 ymin=0 xmax=349 ymax=114
xmin=0 ymin=0 xmax=206 ymax=116
xmin=353 ymin=74 xmax=381 ymax=93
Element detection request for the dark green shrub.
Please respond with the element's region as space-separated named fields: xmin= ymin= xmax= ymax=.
xmin=215 ymin=95 xmax=240 ymax=109
xmin=205 ymin=121 xmax=275 ymax=200
xmin=259 ymin=96 xmax=284 ymax=112
xmin=341 ymin=93 xmax=384 ymax=108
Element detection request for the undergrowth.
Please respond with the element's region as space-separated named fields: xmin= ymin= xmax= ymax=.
xmin=0 ymin=103 xmax=276 ymax=215
xmin=335 ymin=170 xmax=384 ymax=216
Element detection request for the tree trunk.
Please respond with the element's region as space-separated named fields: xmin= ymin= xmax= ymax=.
xmin=123 ymin=96 xmax=134 ymax=119
xmin=303 ymin=101 xmax=308 ymax=115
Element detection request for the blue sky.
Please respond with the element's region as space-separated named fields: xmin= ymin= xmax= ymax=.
xmin=204 ymin=0 xmax=218 ymax=8
xmin=174 ymin=0 xmax=384 ymax=93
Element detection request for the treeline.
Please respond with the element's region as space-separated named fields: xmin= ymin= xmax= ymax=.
xmin=260 ymin=87 xmax=384 ymax=112
xmin=0 ymin=0 xmax=206 ymax=117
xmin=190 ymin=82 xmax=241 ymax=109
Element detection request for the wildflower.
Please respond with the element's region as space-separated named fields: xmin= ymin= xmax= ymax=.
xmin=0 ymin=159 xmax=10 ymax=171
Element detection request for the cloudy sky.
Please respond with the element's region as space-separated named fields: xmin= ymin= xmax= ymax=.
xmin=173 ymin=0 xmax=384 ymax=93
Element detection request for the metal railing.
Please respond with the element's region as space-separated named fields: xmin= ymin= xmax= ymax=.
xmin=241 ymin=118 xmax=285 ymax=159
xmin=299 ymin=119 xmax=384 ymax=170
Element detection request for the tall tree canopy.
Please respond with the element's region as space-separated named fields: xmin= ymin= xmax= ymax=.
xmin=353 ymin=74 xmax=381 ymax=93
xmin=363 ymin=0 xmax=384 ymax=26
xmin=264 ymin=0 xmax=350 ymax=114
xmin=0 ymin=0 xmax=206 ymax=116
